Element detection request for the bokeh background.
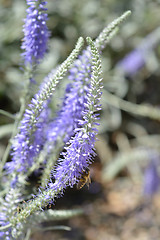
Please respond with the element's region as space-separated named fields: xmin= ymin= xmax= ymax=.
xmin=1 ymin=0 xmax=160 ymax=239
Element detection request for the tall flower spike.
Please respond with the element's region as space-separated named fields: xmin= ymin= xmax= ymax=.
xmin=45 ymin=11 xmax=131 ymax=152
xmin=46 ymin=49 xmax=92 ymax=145
xmin=21 ymin=0 xmax=49 ymax=65
xmin=10 ymin=37 xmax=103 ymax=226
xmin=7 ymin=37 xmax=84 ymax=182
xmin=52 ymin=37 xmax=103 ymax=188
xmin=39 ymin=49 xmax=93 ymax=186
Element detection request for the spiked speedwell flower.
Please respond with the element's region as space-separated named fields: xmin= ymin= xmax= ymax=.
xmin=44 ymin=11 xmax=132 ymax=155
xmin=46 ymin=49 xmax=92 ymax=146
xmin=7 ymin=37 xmax=84 ymax=182
xmin=10 ymin=38 xmax=103 ymax=226
xmin=50 ymin=37 xmax=102 ymax=189
xmin=21 ymin=0 xmax=49 ymax=65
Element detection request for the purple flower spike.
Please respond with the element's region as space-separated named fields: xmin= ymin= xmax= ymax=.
xmin=47 ymin=50 xmax=92 ymax=145
xmin=117 ymin=49 xmax=145 ymax=76
xmin=52 ymin=131 xmax=96 ymax=188
xmin=49 ymin=37 xmax=102 ymax=190
xmin=21 ymin=0 xmax=49 ymax=65
xmin=143 ymin=158 xmax=160 ymax=197
xmin=7 ymin=37 xmax=84 ymax=182
xmin=116 ymin=27 xmax=160 ymax=76
xmin=6 ymin=101 xmax=50 ymax=181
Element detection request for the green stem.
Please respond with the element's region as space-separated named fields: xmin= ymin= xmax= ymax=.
xmin=103 ymin=90 xmax=160 ymax=120
xmin=0 ymin=224 xmax=11 ymax=231
xmin=0 ymin=110 xmax=15 ymax=119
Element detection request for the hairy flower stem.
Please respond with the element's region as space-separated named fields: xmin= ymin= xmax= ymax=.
xmin=30 ymin=209 xmax=84 ymax=223
xmin=95 ymin=10 xmax=131 ymax=51
xmin=40 ymin=139 xmax=64 ymax=187
xmin=10 ymin=186 xmax=60 ymax=226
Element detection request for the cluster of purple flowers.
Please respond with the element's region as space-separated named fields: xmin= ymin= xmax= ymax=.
xmin=7 ymin=36 xmax=84 ymax=185
xmin=49 ymin=41 xmax=102 ymax=190
xmin=46 ymin=50 xmax=92 ymax=145
xmin=8 ymin=38 xmax=102 ymax=228
xmin=21 ymin=0 xmax=49 ymax=65
xmin=7 ymin=101 xmax=50 ymax=177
